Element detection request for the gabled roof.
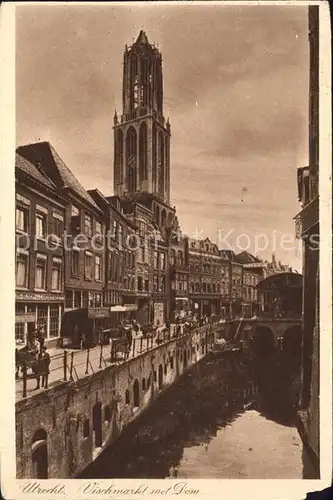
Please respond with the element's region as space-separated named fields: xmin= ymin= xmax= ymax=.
xmin=15 ymin=153 xmax=56 ymax=191
xmin=221 ymin=249 xmax=241 ymax=263
xmin=16 ymin=142 xmax=101 ymax=212
xmin=236 ymin=250 xmax=263 ymax=264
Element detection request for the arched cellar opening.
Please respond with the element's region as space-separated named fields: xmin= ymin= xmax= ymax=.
xmin=31 ymin=428 xmax=48 ymax=479
xmin=184 ymin=349 xmax=188 ymax=368
xmin=133 ymin=379 xmax=140 ymax=408
xmin=253 ymin=325 xmax=275 ymax=360
xmin=158 ymin=364 xmax=163 ymax=390
xmin=92 ymin=402 xmax=103 ymax=447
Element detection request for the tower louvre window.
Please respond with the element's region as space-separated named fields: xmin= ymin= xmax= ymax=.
xmin=126 ymin=127 xmax=137 ymax=193
xmin=139 ymin=122 xmax=148 ymax=183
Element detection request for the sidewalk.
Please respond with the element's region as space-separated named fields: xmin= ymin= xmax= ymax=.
xmin=15 ymin=334 xmax=161 ymax=402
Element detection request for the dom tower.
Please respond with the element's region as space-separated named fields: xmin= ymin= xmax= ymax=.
xmin=113 ymin=30 xmax=171 ymax=204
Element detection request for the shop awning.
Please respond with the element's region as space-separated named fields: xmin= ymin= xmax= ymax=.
xmin=87 ymin=307 xmax=110 ymax=319
xmin=15 ymin=312 xmax=36 ymax=324
xmin=111 ymin=304 xmax=138 ymax=312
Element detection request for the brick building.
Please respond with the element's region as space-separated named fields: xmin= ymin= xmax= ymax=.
xmin=223 ymin=250 xmax=243 ymax=318
xmin=17 ymin=142 xmax=107 ymax=346
xmin=219 ymin=250 xmax=232 ymax=318
xmin=15 ymin=153 xmax=66 ymax=348
xmin=188 ymin=238 xmax=221 ymax=316
xmin=88 ymin=191 xmax=138 ymax=327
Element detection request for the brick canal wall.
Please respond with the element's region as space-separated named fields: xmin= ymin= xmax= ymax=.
xmin=16 ymin=325 xmax=215 ymax=478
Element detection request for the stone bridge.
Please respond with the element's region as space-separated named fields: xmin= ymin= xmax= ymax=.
xmin=223 ymin=317 xmax=302 ymax=349
xmin=16 ymin=324 xmax=216 ymax=479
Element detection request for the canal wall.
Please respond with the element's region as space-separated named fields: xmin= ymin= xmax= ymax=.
xmin=15 ymin=325 xmax=215 ymax=479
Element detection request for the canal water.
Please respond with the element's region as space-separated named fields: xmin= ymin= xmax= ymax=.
xmin=81 ymin=351 xmax=304 ymax=479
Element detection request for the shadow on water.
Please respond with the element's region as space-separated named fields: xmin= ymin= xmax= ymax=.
xmin=81 ymin=353 xmax=258 ymax=479
xmin=81 ymin=349 xmax=301 ymax=479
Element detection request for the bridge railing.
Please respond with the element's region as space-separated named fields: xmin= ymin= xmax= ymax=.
xmin=17 ymin=323 xmax=217 ymax=399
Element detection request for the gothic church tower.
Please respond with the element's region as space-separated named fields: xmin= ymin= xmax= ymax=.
xmin=113 ymin=30 xmax=171 ymax=204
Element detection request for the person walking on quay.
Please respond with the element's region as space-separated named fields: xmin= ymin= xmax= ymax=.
xmin=35 ymin=346 xmax=51 ymax=390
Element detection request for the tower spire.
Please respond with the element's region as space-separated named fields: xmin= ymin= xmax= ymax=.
xmin=113 ymin=31 xmax=171 ymax=204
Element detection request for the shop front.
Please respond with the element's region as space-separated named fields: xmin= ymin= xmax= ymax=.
xmin=190 ymin=296 xmax=220 ymax=316
xmin=138 ymin=297 xmax=150 ymax=326
xmin=110 ymin=304 xmax=138 ymax=327
xmin=153 ymin=301 xmax=165 ymax=326
xmin=172 ymin=296 xmax=189 ymax=320
xmin=60 ymin=306 xmax=110 ymax=348
xmin=15 ymin=292 xmax=64 ymax=348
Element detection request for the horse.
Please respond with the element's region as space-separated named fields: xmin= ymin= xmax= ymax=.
xmin=15 ymin=345 xmax=38 ymax=378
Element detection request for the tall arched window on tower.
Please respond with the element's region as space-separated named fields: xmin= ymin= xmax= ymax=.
xmin=142 ymin=57 xmax=148 ymax=108
xmin=158 ymin=132 xmax=165 ymax=195
xmin=139 ymin=123 xmax=148 ymax=184
xmin=115 ymin=129 xmax=123 ymax=185
xmin=126 ymin=127 xmax=137 ymax=192
xmin=152 ymin=123 xmax=157 ymax=191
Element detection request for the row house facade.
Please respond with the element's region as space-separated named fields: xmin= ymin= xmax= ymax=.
xmin=17 ymin=142 xmax=107 ymax=346
xmin=170 ymin=220 xmax=190 ymax=320
xmin=188 ymin=238 xmax=221 ymax=316
xmin=121 ymin=192 xmax=174 ymax=326
xmin=224 ymin=250 xmax=243 ymax=318
xmin=237 ymin=251 xmax=265 ymax=317
xmin=88 ymin=192 xmax=138 ymax=327
xmin=121 ymin=198 xmax=155 ymax=325
xmin=15 ymin=153 xmax=66 ymax=348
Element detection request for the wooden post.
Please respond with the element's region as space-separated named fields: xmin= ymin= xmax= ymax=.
xmin=132 ymin=338 xmax=136 ymax=358
xmin=22 ymin=363 xmax=27 ymax=398
xmin=99 ymin=343 xmax=103 ymax=369
xmin=70 ymin=351 xmax=74 ymax=381
xmin=85 ymin=348 xmax=90 ymax=375
xmin=63 ymin=350 xmax=67 ymax=381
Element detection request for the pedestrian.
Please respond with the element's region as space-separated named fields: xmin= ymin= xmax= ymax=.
xmin=36 ymin=346 xmax=51 ymax=389
xmin=36 ymin=327 xmax=45 ymax=354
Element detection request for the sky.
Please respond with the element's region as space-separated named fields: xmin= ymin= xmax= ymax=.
xmin=16 ymin=3 xmax=309 ymax=270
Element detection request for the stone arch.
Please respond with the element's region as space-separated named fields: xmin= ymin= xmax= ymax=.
xmin=92 ymin=401 xmax=103 ymax=447
xmin=133 ymin=379 xmax=140 ymax=408
xmin=31 ymin=428 xmax=48 ymax=479
xmin=139 ymin=122 xmax=148 ymax=183
xmin=126 ymin=126 xmax=137 ymax=192
xmin=104 ymin=404 xmax=111 ymax=423
xmin=158 ymin=132 xmax=165 ymax=194
xmin=158 ymin=364 xmax=163 ymax=390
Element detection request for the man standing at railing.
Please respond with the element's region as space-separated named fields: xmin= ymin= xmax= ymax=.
xmin=35 ymin=346 xmax=51 ymax=390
